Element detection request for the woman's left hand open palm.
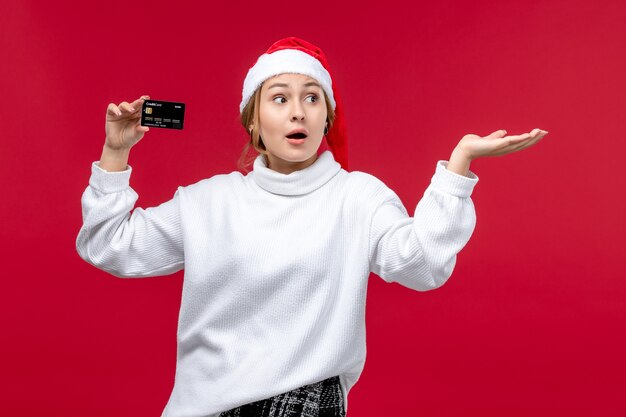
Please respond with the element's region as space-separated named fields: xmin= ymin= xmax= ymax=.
xmin=457 ymin=128 xmax=549 ymax=160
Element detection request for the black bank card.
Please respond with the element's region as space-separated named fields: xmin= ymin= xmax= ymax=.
xmin=141 ymin=100 xmax=185 ymax=129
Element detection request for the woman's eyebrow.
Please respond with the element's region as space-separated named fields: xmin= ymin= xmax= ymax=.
xmin=267 ymin=81 xmax=322 ymax=90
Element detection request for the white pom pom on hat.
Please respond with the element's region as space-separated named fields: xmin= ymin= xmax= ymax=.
xmin=240 ymin=36 xmax=348 ymax=170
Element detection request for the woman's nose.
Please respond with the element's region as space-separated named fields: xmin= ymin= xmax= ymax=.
xmin=290 ymin=102 xmax=305 ymax=120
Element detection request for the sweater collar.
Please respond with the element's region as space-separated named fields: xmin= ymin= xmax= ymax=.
xmin=251 ymin=150 xmax=342 ymax=196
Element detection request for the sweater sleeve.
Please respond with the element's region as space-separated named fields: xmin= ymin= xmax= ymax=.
xmin=75 ymin=161 xmax=184 ymax=278
xmin=369 ymin=160 xmax=479 ymax=291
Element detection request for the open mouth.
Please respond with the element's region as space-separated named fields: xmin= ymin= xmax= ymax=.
xmin=286 ymin=132 xmax=307 ymax=139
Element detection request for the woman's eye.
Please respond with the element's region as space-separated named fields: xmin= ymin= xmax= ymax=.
xmin=272 ymin=95 xmax=318 ymax=104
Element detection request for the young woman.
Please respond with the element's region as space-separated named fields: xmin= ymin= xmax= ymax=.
xmin=76 ymin=37 xmax=548 ymax=417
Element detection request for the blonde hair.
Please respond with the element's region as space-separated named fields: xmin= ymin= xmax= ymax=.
xmin=237 ymin=82 xmax=336 ymax=174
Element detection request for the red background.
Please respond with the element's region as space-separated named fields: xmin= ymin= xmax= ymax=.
xmin=1 ymin=0 xmax=625 ymax=416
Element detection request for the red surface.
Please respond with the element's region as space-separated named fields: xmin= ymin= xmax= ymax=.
xmin=1 ymin=0 xmax=624 ymax=416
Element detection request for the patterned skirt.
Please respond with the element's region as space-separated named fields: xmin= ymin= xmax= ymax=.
xmin=218 ymin=375 xmax=345 ymax=417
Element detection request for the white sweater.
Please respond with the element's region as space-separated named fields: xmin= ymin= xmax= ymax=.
xmin=76 ymin=150 xmax=479 ymax=417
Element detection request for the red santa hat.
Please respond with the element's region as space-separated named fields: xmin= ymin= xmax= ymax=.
xmin=240 ymin=36 xmax=349 ymax=170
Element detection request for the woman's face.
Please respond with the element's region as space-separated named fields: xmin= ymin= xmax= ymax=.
xmin=255 ymin=73 xmax=328 ymax=174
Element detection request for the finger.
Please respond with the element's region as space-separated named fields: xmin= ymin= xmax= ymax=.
xmin=485 ymin=129 xmax=507 ymax=138
xmin=118 ymin=101 xmax=131 ymax=112
xmin=509 ymin=138 xmax=539 ymax=153
xmin=119 ymin=101 xmax=137 ymax=113
xmin=107 ymin=103 xmax=122 ymax=117
xmin=513 ymin=136 xmax=537 ymax=149
xmin=507 ymin=132 xmax=544 ymax=153
xmin=527 ymin=130 xmax=549 ymax=143
xmin=130 ymin=95 xmax=150 ymax=109
xmin=529 ymin=130 xmax=548 ymax=144
xmin=505 ymin=133 xmax=532 ymax=144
